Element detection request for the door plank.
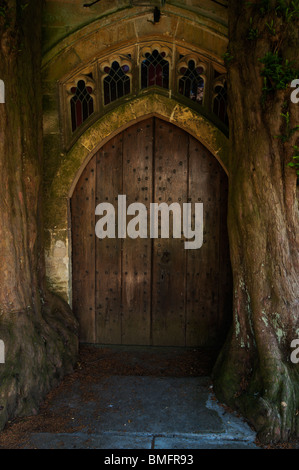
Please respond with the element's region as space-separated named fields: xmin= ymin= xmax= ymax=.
xmin=151 ymin=118 xmax=188 ymax=347
xmin=186 ymin=138 xmax=221 ymax=347
xmin=95 ymin=135 xmax=123 ymax=344
xmin=71 ymin=158 xmax=96 ymax=343
xmin=121 ymin=118 xmax=154 ymax=345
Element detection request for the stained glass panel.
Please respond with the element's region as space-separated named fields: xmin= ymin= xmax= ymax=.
xmin=178 ymin=60 xmax=204 ymax=104
xmin=213 ymin=82 xmax=228 ymax=126
xmin=103 ymin=61 xmax=131 ymax=105
xmin=141 ymin=50 xmax=169 ymax=89
xmin=70 ymin=80 xmax=94 ymax=132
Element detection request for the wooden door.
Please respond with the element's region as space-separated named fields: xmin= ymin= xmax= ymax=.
xmin=71 ymin=117 xmax=232 ymax=347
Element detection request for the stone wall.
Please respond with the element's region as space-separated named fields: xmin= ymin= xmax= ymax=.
xmin=42 ymin=0 xmax=227 ymax=53
xmin=42 ymin=0 xmax=229 ymax=303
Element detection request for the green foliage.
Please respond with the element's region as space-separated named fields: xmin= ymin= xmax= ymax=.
xmin=244 ymin=3 xmax=299 ymax=177
xmin=247 ymin=17 xmax=260 ymax=40
xmin=259 ymin=0 xmax=272 ymax=15
xmin=246 ymin=0 xmax=299 ymax=18
xmin=258 ymin=52 xmax=298 ymax=102
xmin=0 ymin=4 xmax=10 ymax=28
xmin=245 ymin=1 xmax=299 ymax=103
xmin=288 ymin=146 xmax=299 ymax=176
xmin=276 ymin=114 xmax=299 ymax=178
xmin=246 ymin=0 xmax=272 ymax=15
xmin=223 ymin=51 xmax=234 ymax=66
xmin=265 ymin=19 xmax=276 ymax=35
xmin=276 ymin=112 xmax=299 ymax=143
xmin=275 ymin=0 xmax=299 ymax=21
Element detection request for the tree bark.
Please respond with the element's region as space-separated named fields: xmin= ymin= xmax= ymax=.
xmin=0 ymin=0 xmax=78 ymax=430
xmin=213 ymin=0 xmax=299 ymax=443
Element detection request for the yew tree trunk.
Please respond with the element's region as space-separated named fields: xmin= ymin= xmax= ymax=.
xmin=213 ymin=0 xmax=299 ymax=443
xmin=0 ymin=0 xmax=78 ymax=430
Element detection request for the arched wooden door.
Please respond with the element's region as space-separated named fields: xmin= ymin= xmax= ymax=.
xmin=71 ymin=117 xmax=232 ymax=347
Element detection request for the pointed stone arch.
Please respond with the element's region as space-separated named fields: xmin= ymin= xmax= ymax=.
xmin=42 ymin=2 xmax=229 ymax=302
xmin=44 ymin=93 xmax=229 ymax=303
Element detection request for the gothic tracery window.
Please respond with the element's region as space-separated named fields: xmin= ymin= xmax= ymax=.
xmin=141 ymin=49 xmax=170 ymax=90
xmin=63 ymin=45 xmax=229 ymax=145
xmin=70 ymin=79 xmax=94 ymax=133
xmin=213 ymin=80 xmax=228 ymax=126
xmin=103 ymin=60 xmax=131 ymax=105
xmin=178 ymin=59 xmax=205 ymax=104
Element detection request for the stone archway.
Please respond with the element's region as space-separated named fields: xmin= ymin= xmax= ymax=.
xmin=42 ymin=2 xmax=229 ymax=304
xmin=44 ymin=94 xmax=229 ymax=306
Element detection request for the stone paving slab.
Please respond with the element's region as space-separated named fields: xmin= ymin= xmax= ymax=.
xmin=26 ymin=432 xmax=153 ymax=450
xmin=48 ymin=376 xmax=224 ymax=435
xmin=25 ymin=431 xmax=259 ymax=450
xmin=21 ymin=375 xmax=259 ymax=449
xmin=153 ymin=436 xmax=259 ymax=449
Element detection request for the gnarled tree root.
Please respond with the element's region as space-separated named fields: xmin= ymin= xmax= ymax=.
xmin=0 ymin=293 xmax=78 ymax=431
